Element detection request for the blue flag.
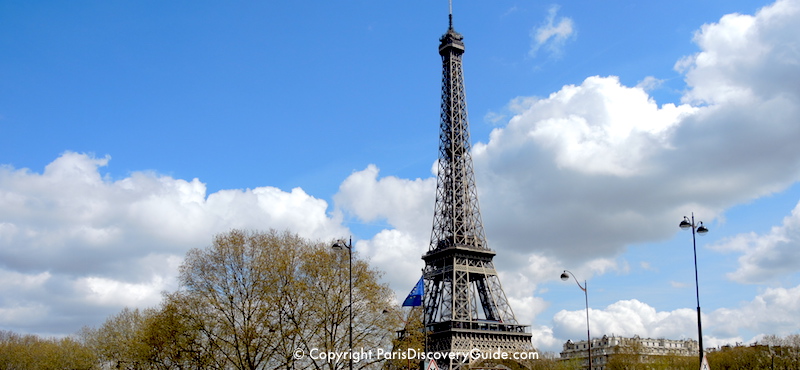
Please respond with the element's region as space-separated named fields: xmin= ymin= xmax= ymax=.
xmin=402 ymin=276 xmax=424 ymax=307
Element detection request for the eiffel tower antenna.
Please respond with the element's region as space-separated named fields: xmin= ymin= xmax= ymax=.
xmin=448 ymin=0 xmax=453 ymax=28
xmin=421 ymin=2 xmax=534 ymax=369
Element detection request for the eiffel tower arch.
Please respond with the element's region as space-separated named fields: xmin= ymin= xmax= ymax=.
xmin=421 ymin=7 xmax=534 ymax=370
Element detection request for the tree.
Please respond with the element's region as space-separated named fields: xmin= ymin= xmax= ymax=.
xmin=384 ymin=307 xmax=424 ymax=370
xmin=707 ymin=344 xmax=761 ymax=369
xmin=173 ymin=230 xmax=285 ymax=369
xmin=605 ymin=339 xmax=645 ymax=370
xmin=84 ymin=229 xmax=399 ymax=369
xmin=86 ymin=307 xmax=152 ymax=368
xmin=138 ymin=299 xmax=214 ymax=369
xmin=0 ymin=330 xmax=96 ymax=369
xmin=531 ymin=356 xmax=580 ymax=370
xmin=86 ymin=300 xmax=214 ymax=369
xmin=172 ymin=229 xmax=398 ymax=369
xmin=293 ymin=240 xmax=400 ymax=369
xmin=707 ymin=335 xmax=800 ymax=370
xmin=525 ymin=353 xmax=573 ymax=370
xmin=758 ymin=334 xmax=800 ymax=369
xmin=48 ymin=336 xmax=98 ymax=370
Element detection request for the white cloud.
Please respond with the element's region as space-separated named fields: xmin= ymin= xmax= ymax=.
xmin=531 ymin=283 xmax=800 ymax=352
xmin=472 ymin=76 xmax=714 ymax=265
xmin=333 ymin=164 xmax=434 ymax=238
xmin=670 ymin=281 xmax=689 ymax=289
xmin=357 ymin=229 xmax=428 ymax=299
xmin=636 ymin=76 xmax=665 ymax=92
xmin=710 ymin=199 xmax=800 ymax=283
xmin=507 ymin=76 xmax=696 ymax=177
xmin=0 ymin=152 xmax=348 ymax=334
xmin=551 ymin=300 xmax=734 ymax=351
xmin=555 ymin=300 xmax=698 ymax=340
xmin=708 ymin=285 xmax=800 ymax=339
xmin=79 ymin=275 xmax=167 ymax=308
xmin=529 ymin=5 xmax=575 ymax=58
xmin=677 ymin=0 xmax=800 ymax=105
xmin=470 ymin=0 xmax=800 ymax=268
xmin=332 ymin=165 xmax=436 ymax=296
xmin=640 ymin=261 xmax=656 ymax=271
xmin=530 ymin=324 xmax=562 ymax=354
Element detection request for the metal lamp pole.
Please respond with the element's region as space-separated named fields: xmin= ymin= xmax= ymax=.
xmin=680 ymin=213 xmax=709 ymax=365
xmin=561 ymin=270 xmax=591 ymax=370
xmin=332 ymin=237 xmax=353 ymax=370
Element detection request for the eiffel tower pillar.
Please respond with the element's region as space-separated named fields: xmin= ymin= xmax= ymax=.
xmin=422 ymin=11 xmax=534 ymax=370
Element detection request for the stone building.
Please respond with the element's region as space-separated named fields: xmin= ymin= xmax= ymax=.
xmin=560 ymin=335 xmax=699 ymax=369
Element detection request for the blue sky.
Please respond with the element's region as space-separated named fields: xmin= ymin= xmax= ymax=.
xmin=2 ymin=0 xmax=800 ymax=353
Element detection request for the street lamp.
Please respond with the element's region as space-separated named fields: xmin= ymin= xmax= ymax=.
xmin=332 ymin=237 xmax=353 ymax=370
xmin=679 ymin=213 xmax=709 ymax=365
xmin=561 ymin=270 xmax=591 ymax=370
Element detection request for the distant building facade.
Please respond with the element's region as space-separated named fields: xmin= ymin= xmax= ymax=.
xmin=560 ymin=335 xmax=699 ymax=370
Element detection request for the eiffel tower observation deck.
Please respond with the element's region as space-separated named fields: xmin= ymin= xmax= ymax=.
xmin=421 ymin=4 xmax=534 ymax=369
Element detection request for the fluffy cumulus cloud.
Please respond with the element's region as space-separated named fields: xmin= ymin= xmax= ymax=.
xmin=333 ymin=165 xmax=435 ymax=296
xmin=474 ymin=0 xmax=800 ymax=265
xmin=356 ymin=229 xmax=428 ymax=299
xmin=553 ymin=300 xmax=698 ymax=342
xmin=677 ymin=0 xmax=800 ymax=106
xmin=475 ymin=75 xmax=708 ymax=266
xmin=708 ymin=285 xmax=800 ymax=339
xmin=552 ymin=285 xmax=800 ymax=350
xmin=0 ymin=152 xmax=347 ymax=334
xmin=334 ymin=164 xmax=434 ymax=238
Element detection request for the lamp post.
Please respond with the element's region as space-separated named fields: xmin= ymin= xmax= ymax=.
xmin=332 ymin=237 xmax=353 ymax=370
xmin=679 ymin=213 xmax=709 ymax=365
xmin=561 ymin=270 xmax=591 ymax=370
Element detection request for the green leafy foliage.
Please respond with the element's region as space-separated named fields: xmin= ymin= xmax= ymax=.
xmin=0 ymin=330 xmax=96 ymax=369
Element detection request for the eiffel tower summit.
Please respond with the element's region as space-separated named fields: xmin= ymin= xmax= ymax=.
xmin=421 ymin=3 xmax=534 ymax=369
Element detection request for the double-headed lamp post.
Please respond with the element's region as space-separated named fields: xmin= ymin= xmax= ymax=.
xmin=561 ymin=270 xmax=591 ymax=370
xmin=332 ymin=237 xmax=353 ymax=370
xmin=679 ymin=213 xmax=709 ymax=364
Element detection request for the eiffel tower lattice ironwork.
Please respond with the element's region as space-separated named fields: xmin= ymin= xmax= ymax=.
xmin=421 ymin=9 xmax=534 ymax=370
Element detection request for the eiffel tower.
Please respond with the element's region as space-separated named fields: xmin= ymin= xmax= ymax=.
xmin=421 ymin=5 xmax=534 ymax=370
